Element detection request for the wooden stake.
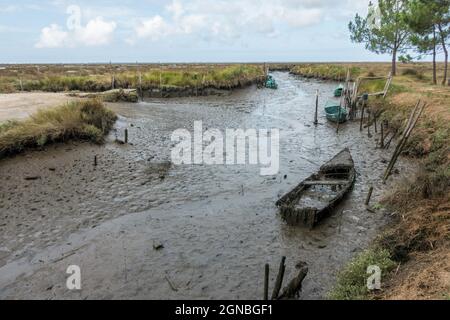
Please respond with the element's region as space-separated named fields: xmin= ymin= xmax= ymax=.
xmin=383 ymin=101 xmax=426 ymax=182
xmin=271 ymin=256 xmax=286 ymax=300
xmin=360 ymin=101 xmax=365 ymax=131
xmin=264 ymin=264 xmax=270 ymax=300
xmin=125 ymin=129 xmax=128 ymax=144
xmin=365 ymin=186 xmax=374 ymax=206
xmin=374 ymin=114 xmax=378 ymax=133
xmin=94 ymin=155 xmax=98 ymax=167
xmin=380 ymin=124 xmax=384 ymax=148
xmin=314 ymin=90 xmax=319 ymax=125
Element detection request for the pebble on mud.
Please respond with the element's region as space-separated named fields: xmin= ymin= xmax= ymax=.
xmin=153 ymin=242 xmax=164 ymax=251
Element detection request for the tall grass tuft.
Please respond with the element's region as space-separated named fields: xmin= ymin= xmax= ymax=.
xmin=0 ymin=99 xmax=117 ymax=158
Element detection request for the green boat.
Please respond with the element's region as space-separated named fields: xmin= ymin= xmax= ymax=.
xmin=265 ymin=75 xmax=278 ymax=89
xmin=334 ymin=84 xmax=344 ymax=97
xmin=325 ymin=101 xmax=348 ymax=123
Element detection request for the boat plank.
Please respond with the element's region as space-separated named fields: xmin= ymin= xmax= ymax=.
xmin=303 ymin=180 xmax=347 ymax=186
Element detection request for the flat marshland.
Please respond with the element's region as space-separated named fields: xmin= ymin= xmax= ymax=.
xmin=0 ymin=63 xmax=448 ymax=299
xmin=0 ymin=64 xmax=265 ymax=94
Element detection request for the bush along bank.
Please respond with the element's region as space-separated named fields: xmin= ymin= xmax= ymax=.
xmin=0 ymin=99 xmax=117 ymax=158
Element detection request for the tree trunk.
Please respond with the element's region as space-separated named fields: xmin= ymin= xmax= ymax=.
xmin=438 ymin=24 xmax=448 ymax=85
xmin=433 ymin=28 xmax=437 ymax=85
xmin=392 ymin=48 xmax=397 ymax=76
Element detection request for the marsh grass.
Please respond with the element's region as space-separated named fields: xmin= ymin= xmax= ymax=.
xmin=0 ymin=64 xmax=264 ymax=93
xmin=290 ymin=64 xmax=362 ymax=80
xmin=0 ymin=99 xmax=117 ymax=158
xmin=328 ymin=248 xmax=396 ymax=300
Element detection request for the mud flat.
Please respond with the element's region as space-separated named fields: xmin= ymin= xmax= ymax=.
xmin=0 ymin=72 xmax=417 ymax=299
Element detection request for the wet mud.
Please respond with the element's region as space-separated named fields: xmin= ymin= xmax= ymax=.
xmin=0 ymin=72 xmax=416 ymax=299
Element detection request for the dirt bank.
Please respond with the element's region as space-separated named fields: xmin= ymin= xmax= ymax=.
xmin=0 ymin=92 xmax=78 ymax=122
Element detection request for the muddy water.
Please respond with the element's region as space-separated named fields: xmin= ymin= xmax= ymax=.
xmin=0 ymin=72 xmax=415 ymax=299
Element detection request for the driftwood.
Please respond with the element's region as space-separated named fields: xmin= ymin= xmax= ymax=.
xmin=278 ymin=262 xmax=308 ymax=299
xmin=271 ymin=257 xmax=286 ymax=300
xmin=383 ymin=100 xmax=426 ymax=182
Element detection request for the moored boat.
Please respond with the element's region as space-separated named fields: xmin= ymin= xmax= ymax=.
xmin=276 ymin=148 xmax=356 ymax=228
xmin=265 ymin=75 xmax=278 ymax=89
xmin=325 ymin=101 xmax=347 ymax=123
xmin=334 ymin=84 xmax=344 ymax=97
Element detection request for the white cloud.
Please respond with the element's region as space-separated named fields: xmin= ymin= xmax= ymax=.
xmin=135 ymin=15 xmax=172 ymax=41
xmin=35 ymin=24 xmax=69 ymax=48
xmin=74 ymin=17 xmax=117 ymax=46
xmin=36 ymin=17 xmax=116 ymax=48
xmin=132 ymin=0 xmax=338 ymax=43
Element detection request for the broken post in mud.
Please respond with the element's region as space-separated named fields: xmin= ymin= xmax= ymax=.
xmin=278 ymin=262 xmax=308 ymax=299
xmin=314 ymin=90 xmax=319 ymax=125
xmin=94 ymin=155 xmax=98 ymax=167
xmin=271 ymin=256 xmax=286 ymax=300
xmin=125 ymin=129 xmax=128 ymax=144
xmin=383 ymin=101 xmax=426 ymax=182
xmin=264 ymin=264 xmax=270 ymax=300
xmin=380 ymin=123 xmax=384 ymax=148
xmin=367 ymin=110 xmax=372 ymax=138
xmin=365 ymin=186 xmax=374 ymax=206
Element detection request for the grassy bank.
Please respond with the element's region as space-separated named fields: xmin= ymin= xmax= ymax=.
xmin=0 ymin=64 xmax=265 ymax=94
xmin=300 ymin=62 xmax=450 ymax=300
xmin=0 ymin=99 xmax=117 ymax=158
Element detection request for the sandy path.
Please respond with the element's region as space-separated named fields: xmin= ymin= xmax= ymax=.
xmin=0 ymin=92 xmax=78 ymax=122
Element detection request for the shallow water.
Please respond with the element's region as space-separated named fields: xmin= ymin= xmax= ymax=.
xmin=0 ymin=72 xmax=416 ymax=299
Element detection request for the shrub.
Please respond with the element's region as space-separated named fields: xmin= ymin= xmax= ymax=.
xmin=0 ymin=99 xmax=117 ymax=158
xmin=328 ymin=249 xmax=396 ymax=300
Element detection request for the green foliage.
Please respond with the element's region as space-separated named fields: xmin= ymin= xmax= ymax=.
xmin=328 ymin=248 xmax=396 ymax=300
xmin=349 ymin=1 xmax=411 ymax=74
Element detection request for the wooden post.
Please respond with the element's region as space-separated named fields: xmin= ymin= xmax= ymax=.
xmin=264 ymin=264 xmax=269 ymax=300
xmin=360 ymin=100 xmax=365 ymax=131
xmin=383 ymin=101 xmax=426 ymax=182
xmin=380 ymin=124 xmax=384 ymax=148
xmin=271 ymin=256 xmax=286 ymax=300
xmin=125 ymin=129 xmax=128 ymax=144
xmin=314 ymin=90 xmax=319 ymax=125
xmin=367 ymin=110 xmax=372 ymax=138
xmin=139 ymin=72 xmax=143 ymax=101
xmin=365 ymin=186 xmax=374 ymax=206
xmin=94 ymin=155 xmax=98 ymax=167
xmin=374 ymin=114 xmax=378 ymax=133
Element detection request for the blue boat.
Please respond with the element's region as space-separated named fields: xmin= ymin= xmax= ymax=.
xmin=325 ymin=101 xmax=347 ymax=123
xmin=334 ymin=84 xmax=344 ymax=97
xmin=265 ymin=75 xmax=278 ymax=89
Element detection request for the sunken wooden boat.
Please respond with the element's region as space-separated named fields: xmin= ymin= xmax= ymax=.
xmin=276 ymin=148 xmax=356 ymax=228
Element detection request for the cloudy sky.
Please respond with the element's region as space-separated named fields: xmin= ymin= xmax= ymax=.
xmin=0 ymin=0 xmax=389 ymax=63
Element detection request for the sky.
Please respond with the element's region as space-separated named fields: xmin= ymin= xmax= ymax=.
xmin=0 ymin=0 xmax=392 ymax=63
